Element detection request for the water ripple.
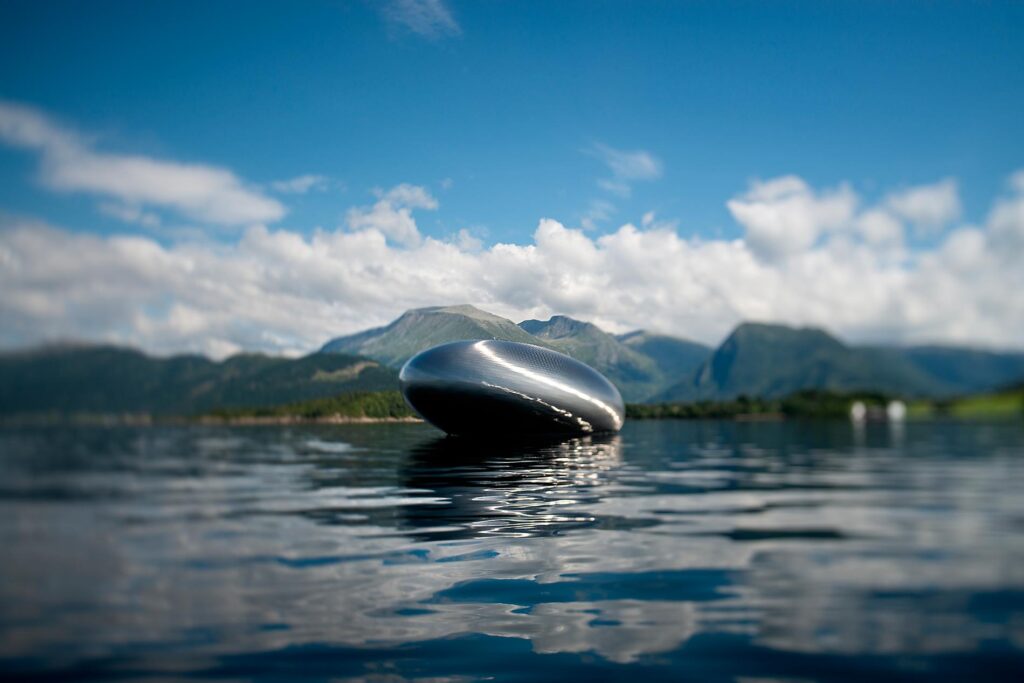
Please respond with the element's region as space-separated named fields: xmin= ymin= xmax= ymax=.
xmin=0 ymin=420 xmax=1023 ymax=680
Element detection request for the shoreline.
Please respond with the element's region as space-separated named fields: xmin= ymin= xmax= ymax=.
xmin=1 ymin=408 xmax=1019 ymax=427
xmin=196 ymin=415 xmax=423 ymax=426
xmin=0 ymin=414 xmax=424 ymax=427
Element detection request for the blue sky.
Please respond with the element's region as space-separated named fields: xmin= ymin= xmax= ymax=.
xmin=2 ymin=0 xmax=1022 ymax=241
xmin=1 ymin=1 xmax=1023 ymax=355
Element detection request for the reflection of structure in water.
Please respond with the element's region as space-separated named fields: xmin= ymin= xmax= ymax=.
xmin=400 ymin=433 xmax=622 ymax=541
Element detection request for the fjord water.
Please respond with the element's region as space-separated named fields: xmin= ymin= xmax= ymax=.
xmin=1 ymin=421 xmax=1023 ymax=681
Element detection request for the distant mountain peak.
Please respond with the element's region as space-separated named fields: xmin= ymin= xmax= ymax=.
xmin=656 ymin=320 xmax=955 ymax=402
xmin=518 ymin=315 xmax=597 ymax=339
xmin=732 ymin=320 xmax=840 ymax=336
xmin=407 ymin=304 xmax=501 ymax=321
xmin=727 ymin=321 xmax=846 ymax=349
xmin=321 ymin=304 xmax=543 ymax=367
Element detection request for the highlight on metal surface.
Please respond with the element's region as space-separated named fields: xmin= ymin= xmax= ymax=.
xmin=399 ymin=340 xmax=625 ymax=436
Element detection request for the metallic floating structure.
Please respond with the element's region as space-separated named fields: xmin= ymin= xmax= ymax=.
xmin=399 ymin=340 xmax=625 ymax=436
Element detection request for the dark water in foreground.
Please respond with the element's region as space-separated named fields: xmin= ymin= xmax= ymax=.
xmin=1 ymin=421 xmax=1023 ymax=682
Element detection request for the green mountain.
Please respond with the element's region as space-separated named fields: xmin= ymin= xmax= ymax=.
xmin=322 ymin=307 xmax=1024 ymax=403
xmin=322 ymin=307 xmax=706 ymax=401
xmin=867 ymin=345 xmax=1024 ymax=395
xmin=321 ymin=304 xmax=546 ymax=366
xmin=518 ymin=316 xmax=663 ymax=402
xmin=656 ymin=323 xmax=959 ymax=401
xmin=0 ymin=344 xmax=398 ymax=417
xmin=6 ymin=310 xmax=1023 ymax=419
xmin=616 ymin=330 xmax=711 ymax=382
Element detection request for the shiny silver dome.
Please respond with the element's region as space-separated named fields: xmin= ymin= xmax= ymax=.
xmin=399 ymin=340 xmax=625 ymax=436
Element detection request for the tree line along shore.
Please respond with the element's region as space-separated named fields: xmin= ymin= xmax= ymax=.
xmin=2 ymin=387 xmax=1019 ymax=426
xmin=209 ymin=387 xmax=1024 ymax=423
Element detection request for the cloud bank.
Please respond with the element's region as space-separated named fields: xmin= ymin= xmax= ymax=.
xmin=0 ymin=100 xmax=283 ymax=227
xmin=2 ymin=171 xmax=1023 ymax=358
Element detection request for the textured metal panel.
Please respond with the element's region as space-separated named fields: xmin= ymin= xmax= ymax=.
xmin=399 ymin=340 xmax=625 ymax=436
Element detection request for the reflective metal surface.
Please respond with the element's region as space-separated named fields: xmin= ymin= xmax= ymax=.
xmin=399 ymin=340 xmax=625 ymax=436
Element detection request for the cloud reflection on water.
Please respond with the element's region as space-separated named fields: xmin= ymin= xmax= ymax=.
xmin=0 ymin=421 xmax=1023 ymax=679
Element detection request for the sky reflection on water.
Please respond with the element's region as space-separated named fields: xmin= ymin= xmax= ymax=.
xmin=1 ymin=420 xmax=1023 ymax=681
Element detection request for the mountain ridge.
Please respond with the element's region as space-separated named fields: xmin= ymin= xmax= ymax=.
xmin=324 ymin=307 xmax=1024 ymax=402
xmin=4 ymin=307 xmax=1024 ymax=416
xmin=654 ymin=322 xmax=1024 ymax=401
xmin=321 ymin=304 xmax=547 ymax=367
xmin=0 ymin=345 xmax=398 ymax=416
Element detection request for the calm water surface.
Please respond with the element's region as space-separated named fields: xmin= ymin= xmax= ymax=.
xmin=1 ymin=420 xmax=1023 ymax=681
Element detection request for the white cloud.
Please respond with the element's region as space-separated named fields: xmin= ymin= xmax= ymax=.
xmin=345 ymin=183 xmax=438 ymax=246
xmin=987 ymin=178 xmax=1024 ymax=255
xmin=452 ymin=228 xmax=482 ymax=252
xmin=270 ymin=174 xmax=329 ymax=194
xmin=1011 ymin=170 xmax=1024 ymax=194
xmin=376 ymin=182 xmax=438 ymax=209
xmin=597 ymin=178 xmax=632 ymax=198
xmin=590 ymin=142 xmax=663 ymax=200
xmin=380 ymin=0 xmax=460 ymax=39
xmin=639 ymin=210 xmax=678 ymax=232
xmin=2 ymin=171 xmax=1023 ymax=357
xmin=581 ymin=199 xmax=616 ymax=231
xmin=885 ymin=178 xmax=961 ymax=233
xmin=592 ymin=143 xmax=662 ymax=182
xmin=0 ymin=100 xmax=284 ymax=227
xmin=98 ymin=202 xmax=161 ymax=229
xmin=727 ymin=176 xmax=857 ymax=260
xmin=855 ymin=209 xmax=904 ymax=249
